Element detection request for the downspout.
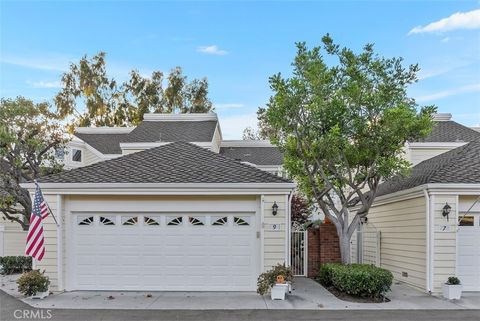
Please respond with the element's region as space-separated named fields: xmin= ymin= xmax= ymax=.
xmin=424 ymin=188 xmax=434 ymax=294
xmin=287 ymin=191 xmax=293 ymax=267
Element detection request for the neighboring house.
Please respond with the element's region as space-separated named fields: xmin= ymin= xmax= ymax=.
xmin=353 ymin=139 xmax=480 ymax=294
xmin=21 ymin=141 xmax=295 ymax=292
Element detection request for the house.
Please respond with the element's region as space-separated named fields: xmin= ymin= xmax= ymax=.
xmin=18 ymin=113 xmax=295 ymax=292
xmin=352 ymin=114 xmax=480 ymax=294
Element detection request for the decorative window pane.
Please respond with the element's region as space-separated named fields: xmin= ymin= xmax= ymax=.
xmin=122 ymin=216 xmax=138 ymax=226
xmin=189 ymin=216 xmax=205 ymax=226
xmin=234 ymin=216 xmax=250 ymax=226
xmin=100 ymin=216 xmax=115 ymax=226
xmin=167 ymin=216 xmax=183 ymax=226
xmin=72 ymin=149 xmax=82 ymax=162
xmin=144 ymin=216 xmax=160 ymax=226
xmin=77 ymin=216 xmax=94 ymax=226
xmin=211 ymin=216 xmax=228 ymax=226
xmin=459 ymin=216 xmax=474 ymax=226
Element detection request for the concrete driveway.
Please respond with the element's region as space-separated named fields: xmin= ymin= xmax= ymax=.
xmin=2 ymin=275 xmax=478 ymax=310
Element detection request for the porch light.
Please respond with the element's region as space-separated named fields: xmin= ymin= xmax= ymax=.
xmin=272 ymin=202 xmax=279 ymax=216
xmin=442 ymin=203 xmax=452 ymax=221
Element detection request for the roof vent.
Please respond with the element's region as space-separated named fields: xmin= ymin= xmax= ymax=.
xmin=433 ymin=113 xmax=452 ymax=122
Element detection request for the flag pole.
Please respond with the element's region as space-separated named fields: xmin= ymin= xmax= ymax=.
xmin=34 ymin=180 xmax=60 ymax=227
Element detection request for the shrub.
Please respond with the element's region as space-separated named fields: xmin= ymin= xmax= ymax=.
xmin=0 ymin=256 xmax=32 ymax=275
xmin=446 ymin=276 xmax=461 ymax=285
xmin=318 ymin=263 xmax=342 ymax=287
xmin=332 ymin=264 xmax=393 ymax=298
xmin=17 ymin=270 xmax=50 ymax=297
xmin=257 ymin=264 xmax=294 ymax=295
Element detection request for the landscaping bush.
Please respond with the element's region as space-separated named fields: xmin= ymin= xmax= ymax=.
xmin=317 ymin=263 xmax=342 ymax=287
xmin=317 ymin=263 xmax=393 ymax=298
xmin=257 ymin=264 xmax=294 ymax=295
xmin=17 ymin=270 xmax=50 ymax=297
xmin=0 ymin=256 xmax=32 ymax=275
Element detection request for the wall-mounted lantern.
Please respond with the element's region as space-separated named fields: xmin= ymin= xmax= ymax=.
xmin=272 ymin=201 xmax=279 ymax=216
xmin=442 ymin=203 xmax=452 ymax=221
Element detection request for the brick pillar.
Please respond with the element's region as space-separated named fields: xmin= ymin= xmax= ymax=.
xmin=307 ymin=228 xmax=320 ymax=277
xmin=319 ymin=224 xmax=341 ymax=265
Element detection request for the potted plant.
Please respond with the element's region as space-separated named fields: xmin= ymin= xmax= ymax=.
xmin=443 ymin=276 xmax=462 ymax=300
xmin=17 ymin=270 xmax=50 ymax=299
xmin=257 ymin=264 xmax=293 ymax=300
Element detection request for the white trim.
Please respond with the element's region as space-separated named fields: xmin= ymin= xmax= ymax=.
xmin=455 ymin=194 xmax=459 ymax=281
xmin=429 ymin=193 xmax=435 ymax=294
xmin=56 ymin=194 xmax=64 ymax=291
xmin=424 ymin=189 xmax=431 ymax=293
xmin=75 ymin=127 xmax=134 ymax=134
xmin=432 ymin=113 xmax=452 ymax=121
xmin=119 ymin=142 xmax=213 ymax=150
xmin=142 ymin=113 xmax=218 ymax=122
xmin=260 ymin=195 xmax=265 ymax=272
xmin=221 ymin=140 xmax=274 ymax=147
xmin=284 ymin=194 xmax=289 ymax=266
xmin=407 ymin=142 xmax=467 ymax=149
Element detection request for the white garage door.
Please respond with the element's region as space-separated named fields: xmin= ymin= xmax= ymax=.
xmin=457 ymin=214 xmax=480 ymax=291
xmin=71 ymin=213 xmax=258 ymax=291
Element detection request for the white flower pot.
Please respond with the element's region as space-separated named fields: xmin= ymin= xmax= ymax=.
xmin=271 ymin=284 xmax=289 ymax=300
xmin=443 ymin=284 xmax=462 ymax=300
xmin=30 ymin=290 xmax=49 ymax=299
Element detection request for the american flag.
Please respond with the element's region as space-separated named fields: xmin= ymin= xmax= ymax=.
xmin=25 ymin=184 xmax=50 ymax=261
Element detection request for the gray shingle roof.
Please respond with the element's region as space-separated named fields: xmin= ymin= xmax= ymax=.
xmin=417 ymin=121 xmax=480 ymax=143
xmin=123 ymin=121 xmax=217 ymax=143
xmin=74 ymin=133 xmax=130 ymax=154
xmin=219 ymin=147 xmax=284 ymax=166
xmin=39 ymin=142 xmax=291 ymax=184
xmin=377 ymin=140 xmax=480 ymax=197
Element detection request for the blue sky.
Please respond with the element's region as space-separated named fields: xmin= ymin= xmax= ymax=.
xmin=1 ymin=1 xmax=479 ymax=138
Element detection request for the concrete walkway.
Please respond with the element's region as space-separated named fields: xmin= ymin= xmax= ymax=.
xmin=2 ymin=274 xmax=478 ymax=310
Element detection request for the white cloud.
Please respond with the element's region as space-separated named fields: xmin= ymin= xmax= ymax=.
xmin=441 ymin=37 xmax=450 ymax=43
xmin=197 ymin=45 xmax=228 ymax=56
xmin=409 ymin=9 xmax=480 ymax=34
xmin=415 ymin=83 xmax=480 ymax=102
xmin=219 ymin=113 xmax=257 ymax=139
xmin=27 ymin=80 xmax=62 ymax=88
xmin=0 ymin=55 xmax=70 ymax=72
xmin=214 ymin=103 xmax=244 ymax=109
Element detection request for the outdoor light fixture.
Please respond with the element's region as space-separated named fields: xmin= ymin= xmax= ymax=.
xmin=442 ymin=203 xmax=452 ymax=221
xmin=272 ymin=201 xmax=279 ymax=216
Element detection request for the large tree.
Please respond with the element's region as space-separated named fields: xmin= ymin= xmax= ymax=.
xmin=55 ymin=52 xmax=213 ymax=131
xmin=0 ymin=97 xmax=66 ymax=230
xmin=263 ymin=35 xmax=436 ymax=263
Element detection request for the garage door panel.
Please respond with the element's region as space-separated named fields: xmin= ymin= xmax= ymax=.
xmin=458 ymin=219 xmax=479 ymax=292
xmin=72 ymin=213 xmax=258 ymax=291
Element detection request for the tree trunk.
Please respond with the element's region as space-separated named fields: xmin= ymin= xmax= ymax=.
xmin=339 ymin=234 xmax=351 ymax=264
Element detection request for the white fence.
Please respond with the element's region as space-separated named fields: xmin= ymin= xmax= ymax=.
xmin=350 ymin=225 xmax=381 ymax=266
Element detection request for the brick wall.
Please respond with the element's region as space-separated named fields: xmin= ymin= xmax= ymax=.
xmin=307 ymin=224 xmax=341 ymax=277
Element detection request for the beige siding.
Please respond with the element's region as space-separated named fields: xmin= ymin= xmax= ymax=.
xmin=83 ymin=148 xmax=103 ymax=165
xmin=0 ymin=217 xmax=27 ymax=256
xmin=34 ymin=194 xmax=60 ymax=291
xmin=262 ymin=195 xmax=287 ymax=270
xmin=409 ymin=148 xmax=455 ymax=166
xmin=361 ymin=196 xmax=427 ymax=291
xmin=431 ymin=194 xmax=457 ymax=294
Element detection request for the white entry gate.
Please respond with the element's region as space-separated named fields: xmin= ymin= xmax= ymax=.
xmin=291 ymin=224 xmax=307 ymax=276
xmin=351 ymin=225 xmax=381 ymax=266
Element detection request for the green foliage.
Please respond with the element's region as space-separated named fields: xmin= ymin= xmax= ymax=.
xmin=257 ymin=264 xmax=294 ymax=295
xmin=291 ymin=194 xmax=312 ymax=225
xmin=317 ymin=263 xmax=341 ymax=287
xmin=17 ymin=270 xmax=50 ymax=296
xmin=0 ymin=256 xmax=32 ymax=275
xmin=55 ymin=52 xmax=214 ymax=131
xmin=319 ymin=263 xmax=393 ymax=298
xmin=446 ymin=276 xmax=461 ymax=285
xmin=0 ymin=97 xmax=67 ymax=229
xmin=261 ymin=35 xmax=436 ymax=263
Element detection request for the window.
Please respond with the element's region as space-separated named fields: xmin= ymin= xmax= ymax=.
xmin=234 ymin=216 xmax=250 ymax=226
xmin=167 ymin=216 xmax=183 ymax=226
xmin=144 ymin=216 xmax=160 ymax=226
xmin=72 ymin=149 xmax=82 ymax=162
xmin=100 ymin=216 xmax=115 ymax=226
xmin=459 ymin=216 xmax=474 ymax=226
xmin=77 ymin=216 xmax=94 ymax=226
xmin=122 ymin=216 xmax=138 ymax=226
xmin=211 ymin=216 xmax=228 ymax=226
xmin=189 ymin=216 xmax=205 ymax=226
xmin=55 ymin=147 xmax=65 ymax=161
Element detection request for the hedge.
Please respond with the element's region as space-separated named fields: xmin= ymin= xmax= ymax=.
xmin=0 ymin=256 xmax=32 ymax=275
xmin=318 ymin=263 xmax=393 ymax=298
